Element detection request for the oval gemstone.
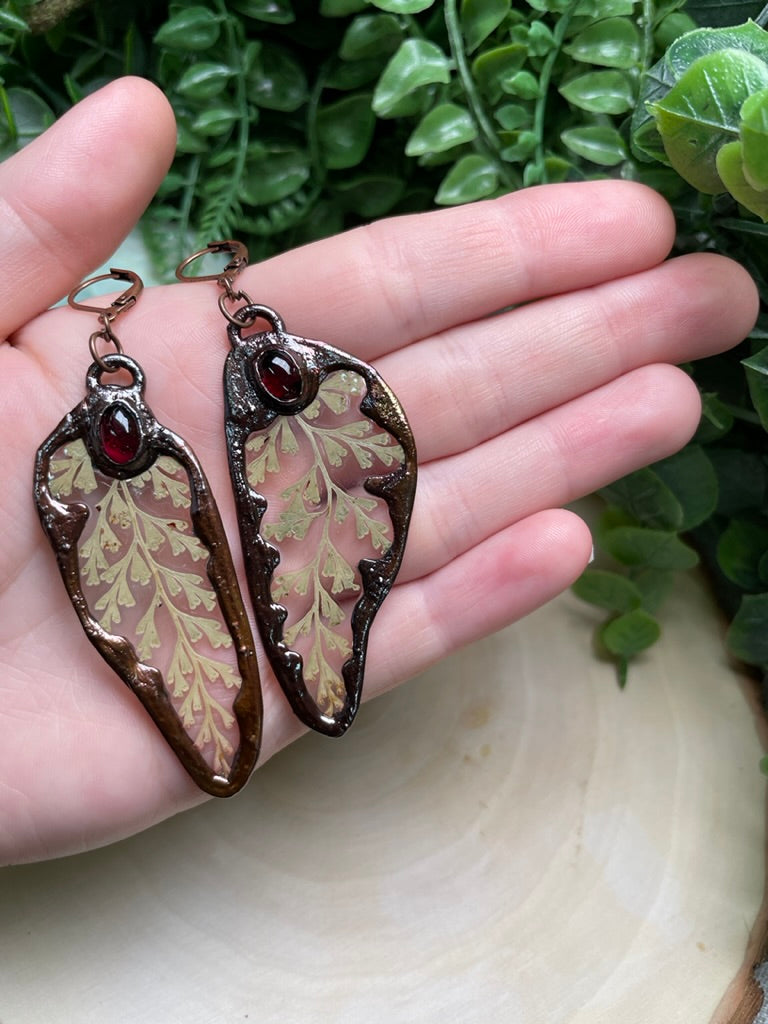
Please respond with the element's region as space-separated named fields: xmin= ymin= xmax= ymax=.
xmin=257 ymin=349 xmax=303 ymax=403
xmin=99 ymin=403 xmax=141 ymax=465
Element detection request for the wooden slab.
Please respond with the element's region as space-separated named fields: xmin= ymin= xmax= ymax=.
xmin=0 ymin=571 xmax=765 ymax=1023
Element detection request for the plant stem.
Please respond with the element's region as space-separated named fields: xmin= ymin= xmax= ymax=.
xmin=533 ymin=0 xmax=580 ymax=179
xmin=443 ymin=0 xmax=520 ymax=190
xmin=757 ymin=3 xmax=768 ymax=28
xmin=639 ymin=0 xmax=655 ymax=73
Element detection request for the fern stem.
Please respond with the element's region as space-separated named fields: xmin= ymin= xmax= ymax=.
xmin=639 ymin=0 xmax=655 ymax=73
xmin=443 ymin=0 xmax=520 ymax=190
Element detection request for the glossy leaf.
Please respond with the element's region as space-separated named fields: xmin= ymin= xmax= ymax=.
xmin=709 ymin=449 xmax=767 ymax=517
xmin=601 ymin=526 xmax=699 ymax=570
xmin=406 ymin=103 xmax=477 ymax=156
xmin=742 ymin=344 xmax=768 ymax=428
xmin=571 ymin=569 xmax=642 ymax=613
xmin=740 ymin=87 xmax=768 ymax=190
xmin=561 ymin=124 xmax=627 ymax=165
xmin=495 ymin=103 xmax=528 ymax=129
xmin=650 ymin=50 xmax=768 ymax=193
xmin=372 ymin=39 xmax=451 ymax=117
xmin=461 ymin=0 xmax=510 ymax=53
xmin=247 ymin=46 xmax=307 ymax=111
xmin=176 ymin=62 xmax=233 ymax=100
xmin=317 ymin=93 xmax=375 ymax=169
xmin=472 ymin=44 xmax=527 ymax=102
xmin=559 ymin=70 xmax=634 ymax=114
xmin=154 ymin=7 xmax=221 ymax=50
xmin=239 ymin=147 xmax=310 ymax=205
xmin=231 ymin=0 xmax=295 ymax=22
xmin=340 ymin=13 xmax=403 ymax=60
xmin=435 ymin=154 xmax=499 ymax=205
xmin=190 ymin=105 xmax=239 ymax=137
xmin=665 ymin=21 xmax=768 ymax=80
xmin=563 ymin=17 xmax=641 ymax=69
xmin=717 ymin=140 xmax=768 ymax=221
xmin=0 ymin=86 xmax=54 ymax=155
xmin=574 ymin=0 xmax=635 ymax=15
xmin=333 ymin=173 xmax=405 ymax=216
xmin=654 ymin=12 xmax=698 ymax=51
xmin=727 ymin=592 xmax=768 ymax=667
xmin=502 ymin=70 xmax=540 ymax=99
xmin=369 ymin=0 xmax=435 ymax=10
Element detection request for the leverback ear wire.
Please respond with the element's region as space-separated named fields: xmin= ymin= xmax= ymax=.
xmin=175 ymin=240 xmax=272 ymax=328
xmin=67 ymin=268 xmax=144 ymax=371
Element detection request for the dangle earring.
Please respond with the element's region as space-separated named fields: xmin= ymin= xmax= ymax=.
xmin=33 ymin=269 xmax=262 ymax=796
xmin=176 ymin=242 xmax=417 ymax=736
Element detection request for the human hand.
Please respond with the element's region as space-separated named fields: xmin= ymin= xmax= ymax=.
xmin=0 ymin=78 xmax=758 ymax=864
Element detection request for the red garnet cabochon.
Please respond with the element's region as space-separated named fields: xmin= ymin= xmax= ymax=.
xmin=257 ymin=349 xmax=303 ymax=403
xmin=99 ymin=403 xmax=141 ymax=464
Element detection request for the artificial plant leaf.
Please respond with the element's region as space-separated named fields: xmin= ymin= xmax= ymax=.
xmin=471 ymin=44 xmax=527 ymax=103
xmin=372 ymin=39 xmax=452 ymax=117
xmin=317 ymin=93 xmax=376 ymax=169
xmin=461 ymin=0 xmax=510 ymax=53
xmin=717 ymin=518 xmax=768 ymax=590
xmin=321 ymin=0 xmax=367 ymax=12
xmin=560 ymin=124 xmax=627 ymax=165
xmin=231 ymin=0 xmax=295 ymax=23
xmin=651 ymin=444 xmax=718 ymax=530
xmin=718 ymin=139 xmax=768 ymax=220
xmin=600 ymin=609 xmax=661 ymax=687
xmin=339 ymin=13 xmax=404 ymax=60
xmin=740 ymin=86 xmax=768 ymax=189
xmin=631 ymin=55 xmax=677 ymax=163
xmin=435 ymin=154 xmax=499 ymax=204
xmin=405 ymin=103 xmax=477 ymax=156
xmin=369 ymin=0 xmax=435 ymax=10
xmin=239 ymin=145 xmax=310 ymax=205
xmin=601 ymin=525 xmax=700 ymax=570
xmin=727 ymin=592 xmax=768 ymax=667
xmin=743 ymin=343 xmax=768 ymax=426
xmin=35 ymin=360 xmax=262 ymax=796
xmin=600 ymin=608 xmax=661 ymax=656
xmin=559 ymin=69 xmax=635 ymax=114
xmin=224 ymin=311 xmax=417 ymax=735
xmin=332 ymin=172 xmax=405 ymax=216
xmin=709 ymin=448 xmax=767 ymax=516
xmin=650 ymin=49 xmax=768 ymax=193
xmin=563 ymin=17 xmax=641 ymax=69
xmin=176 ymin=62 xmax=233 ymax=100
xmin=571 ymin=569 xmax=642 ymax=613
xmin=665 ymin=21 xmax=768 ymax=79
xmin=247 ymin=45 xmax=308 ymax=111
xmin=153 ymin=7 xmax=221 ymax=50
xmin=190 ymin=105 xmax=239 ymax=137
xmin=600 ymin=467 xmax=683 ymax=530
xmin=0 ymin=86 xmax=55 ymax=158
xmin=574 ymin=0 xmax=635 ymax=15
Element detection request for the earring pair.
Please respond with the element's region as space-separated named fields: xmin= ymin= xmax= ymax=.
xmin=33 ymin=244 xmax=417 ymax=796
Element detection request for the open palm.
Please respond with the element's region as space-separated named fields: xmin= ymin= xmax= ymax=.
xmin=0 ymin=79 xmax=758 ymax=865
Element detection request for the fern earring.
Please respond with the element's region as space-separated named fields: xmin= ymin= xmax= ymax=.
xmin=176 ymin=241 xmax=417 ymax=737
xmin=34 ymin=269 xmax=262 ymax=796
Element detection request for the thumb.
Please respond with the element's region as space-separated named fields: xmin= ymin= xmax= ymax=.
xmin=0 ymin=76 xmax=175 ymax=341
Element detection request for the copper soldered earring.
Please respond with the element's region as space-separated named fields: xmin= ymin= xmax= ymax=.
xmin=176 ymin=242 xmax=417 ymax=737
xmin=33 ymin=269 xmax=262 ymax=796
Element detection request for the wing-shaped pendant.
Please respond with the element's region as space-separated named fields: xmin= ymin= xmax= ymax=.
xmin=224 ymin=305 xmax=417 ymax=736
xmin=34 ymin=354 xmax=262 ymax=796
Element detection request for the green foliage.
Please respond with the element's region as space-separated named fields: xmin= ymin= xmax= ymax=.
xmin=3 ymin=0 xmax=768 ymax=688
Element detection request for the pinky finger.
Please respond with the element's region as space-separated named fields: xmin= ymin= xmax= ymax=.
xmin=367 ymin=508 xmax=594 ymax=697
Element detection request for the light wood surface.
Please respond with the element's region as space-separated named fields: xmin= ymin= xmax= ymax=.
xmin=0 ymin=572 xmax=765 ymax=1023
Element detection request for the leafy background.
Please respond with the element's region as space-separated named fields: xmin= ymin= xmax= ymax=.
xmin=2 ymin=0 xmax=768 ymax=697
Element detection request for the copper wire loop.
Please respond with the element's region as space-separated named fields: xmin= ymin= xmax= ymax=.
xmin=175 ymin=241 xmax=249 ymax=286
xmin=217 ymin=289 xmax=258 ymax=327
xmin=89 ymin=323 xmax=124 ymax=372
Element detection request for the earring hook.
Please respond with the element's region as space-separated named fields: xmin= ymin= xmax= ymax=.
xmin=175 ymin=240 xmax=249 ymax=287
xmin=68 ymin=268 xmax=144 ymax=321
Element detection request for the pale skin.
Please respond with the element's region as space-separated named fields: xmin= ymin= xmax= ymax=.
xmin=0 ymin=78 xmax=759 ymax=865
